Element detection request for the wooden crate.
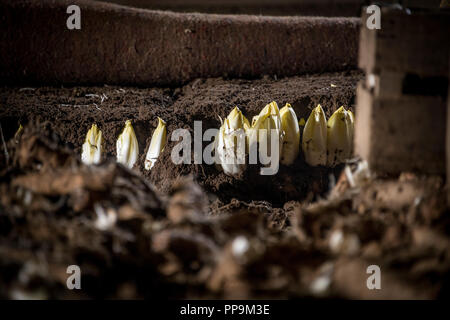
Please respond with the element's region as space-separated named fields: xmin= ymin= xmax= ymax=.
xmin=355 ymin=82 xmax=446 ymax=174
xmin=356 ymin=8 xmax=449 ymax=175
xmin=359 ymin=8 xmax=450 ymax=78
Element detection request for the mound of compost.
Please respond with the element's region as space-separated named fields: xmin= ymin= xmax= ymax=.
xmin=0 ymin=71 xmax=361 ymax=204
xmin=0 ymin=0 xmax=359 ymax=86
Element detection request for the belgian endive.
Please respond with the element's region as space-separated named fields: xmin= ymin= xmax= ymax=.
xmin=280 ymin=103 xmax=300 ymax=165
xmin=248 ymin=101 xmax=283 ymax=163
xmin=216 ymin=107 xmax=248 ymax=176
xmin=116 ymin=120 xmax=139 ymax=169
xmin=145 ymin=117 xmax=167 ymax=170
xmin=81 ymin=124 xmax=103 ymax=165
xmin=302 ymin=105 xmax=327 ymax=166
xmin=326 ymin=106 xmax=353 ymax=167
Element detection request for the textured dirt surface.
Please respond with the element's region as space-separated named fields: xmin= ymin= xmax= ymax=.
xmin=1 ymin=71 xmax=450 ymax=300
xmin=0 ymin=71 xmax=361 ymax=204
xmin=0 ymin=0 xmax=359 ymax=86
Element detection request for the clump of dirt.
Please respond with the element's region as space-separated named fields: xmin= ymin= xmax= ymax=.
xmin=0 ymin=71 xmax=361 ymax=204
xmin=1 ymin=123 xmax=449 ymax=299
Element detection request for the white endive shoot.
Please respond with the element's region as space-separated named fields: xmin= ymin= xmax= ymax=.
xmin=248 ymin=101 xmax=283 ymax=152
xmin=326 ymin=106 xmax=353 ymax=167
xmin=216 ymin=107 xmax=247 ymax=176
xmin=302 ymin=104 xmax=327 ymax=166
xmin=116 ymin=120 xmax=139 ymax=169
xmin=247 ymin=101 xmax=283 ymax=174
xmin=145 ymin=117 xmax=167 ymax=170
xmin=280 ymin=103 xmax=300 ymax=165
xmin=81 ymin=124 xmax=103 ymax=165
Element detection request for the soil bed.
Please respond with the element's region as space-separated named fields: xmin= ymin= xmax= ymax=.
xmin=1 ymin=71 xmax=450 ymax=300
xmin=1 ymin=71 xmax=361 ymax=204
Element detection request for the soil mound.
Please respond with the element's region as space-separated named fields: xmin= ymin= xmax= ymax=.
xmin=1 ymin=71 xmax=361 ymax=204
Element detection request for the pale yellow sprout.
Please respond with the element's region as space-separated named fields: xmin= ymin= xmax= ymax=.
xmin=226 ymin=106 xmax=248 ymax=132
xmin=302 ymin=105 xmax=327 ymax=166
xmin=248 ymin=101 xmax=283 ymax=151
xmin=299 ymin=118 xmax=306 ymax=127
xmin=145 ymin=117 xmax=167 ymax=170
xmin=280 ymin=103 xmax=300 ymax=165
xmin=326 ymin=106 xmax=353 ymax=167
xmin=81 ymin=124 xmax=103 ymax=165
xmin=216 ymin=106 xmax=247 ymax=176
xmin=116 ymin=120 xmax=139 ymax=169
xmin=247 ymin=101 xmax=284 ymax=174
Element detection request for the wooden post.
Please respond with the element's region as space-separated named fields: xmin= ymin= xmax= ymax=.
xmin=355 ymin=7 xmax=449 ymax=175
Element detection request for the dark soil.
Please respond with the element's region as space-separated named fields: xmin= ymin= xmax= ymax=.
xmin=1 ymin=71 xmax=450 ymax=300
xmin=1 ymin=71 xmax=361 ymax=205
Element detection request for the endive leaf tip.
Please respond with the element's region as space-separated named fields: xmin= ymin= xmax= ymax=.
xmin=81 ymin=123 xmax=103 ymax=165
xmin=216 ymin=107 xmax=248 ymax=176
xmin=229 ymin=106 xmax=239 ymax=116
xmin=314 ymin=104 xmax=326 ymax=116
xmin=270 ymin=101 xmax=279 ymax=111
xmin=116 ymin=120 xmax=139 ymax=169
xmin=280 ymin=103 xmax=289 ymax=112
xmin=145 ymin=117 xmax=167 ymax=171
xmin=230 ymin=106 xmax=244 ymax=120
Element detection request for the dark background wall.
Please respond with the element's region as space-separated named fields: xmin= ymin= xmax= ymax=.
xmin=95 ymin=0 xmax=444 ymax=16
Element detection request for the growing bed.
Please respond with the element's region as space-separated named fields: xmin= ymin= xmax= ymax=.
xmin=0 ymin=0 xmax=449 ymax=300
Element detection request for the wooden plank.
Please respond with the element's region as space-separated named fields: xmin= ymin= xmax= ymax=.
xmin=355 ymin=83 xmax=446 ymax=174
xmin=359 ymin=8 xmax=450 ymax=77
